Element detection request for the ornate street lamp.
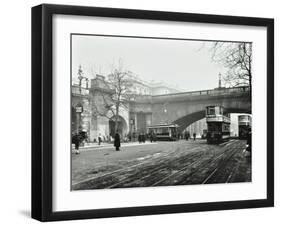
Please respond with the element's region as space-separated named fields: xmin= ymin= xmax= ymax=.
xmin=85 ymin=77 xmax=89 ymax=89
xmin=78 ymin=65 xmax=83 ymax=94
xmin=77 ymin=65 xmax=89 ymax=93
xmin=218 ymin=72 xmax=222 ymax=89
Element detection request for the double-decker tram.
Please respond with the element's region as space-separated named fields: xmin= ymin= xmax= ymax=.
xmin=205 ymin=106 xmax=230 ymax=144
xmin=147 ymin=124 xmax=179 ymax=141
xmin=238 ymin=115 xmax=252 ymax=139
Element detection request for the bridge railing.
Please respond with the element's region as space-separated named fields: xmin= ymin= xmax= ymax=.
xmin=134 ymin=86 xmax=250 ymax=102
xmin=153 ymin=86 xmax=250 ymax=97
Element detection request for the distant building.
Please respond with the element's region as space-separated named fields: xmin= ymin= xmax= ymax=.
xmin=127 ymin=74 xmax=152 ymax=95
xmin=127 ymin=73 xmax=182 ymax=96
xmin=148 ymin=81 xmax=182 ymax=95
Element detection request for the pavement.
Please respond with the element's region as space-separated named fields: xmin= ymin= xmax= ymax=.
xmin=72 ymin=141 xmax=158 ymax=152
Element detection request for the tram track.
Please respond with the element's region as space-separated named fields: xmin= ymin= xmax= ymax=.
xmin=201 ymin=142 xmax=244 ymax=184
xmin=73 ymin=139 xmax=245 ymax=190
xmin=105 ymin=140 xmax=238 ymax=188
xmin=106 ymin=148 xmax=208 ymax=188
xmin=72 ymin=143 xmax=206 ymax=189
xmin=149 ymin=140 xmax=242 ymax=186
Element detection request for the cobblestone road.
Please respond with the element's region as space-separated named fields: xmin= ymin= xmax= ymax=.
xmin=72 ymin=139 xmax=251 ymax=190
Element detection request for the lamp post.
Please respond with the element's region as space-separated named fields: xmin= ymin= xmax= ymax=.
xmin=77 ymin=65 xmax=83 ymax=94
xmin=163 ymin=102 xmax=169 ymax=124
xmin=75 ymin=104 xmax=83 ymax=133
xmin=218 ymin=72 xmax=222 ymax=89
xmin=77 ymin=65 xmax=89 ymax=94
xmin=85 ymin=78 xmax=89 ymax=89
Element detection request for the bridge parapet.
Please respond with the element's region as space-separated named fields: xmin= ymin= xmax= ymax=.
xmin=72 ymin=86 xmax=89 ymax=97
xmin=134 ymin=86 xmax=250 ymax=104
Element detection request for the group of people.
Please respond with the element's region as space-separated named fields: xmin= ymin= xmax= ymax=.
xmin=97 ymin=131 xmax=122 ymax=151
xmin=73 ymin=129 xmax=200 ymax=154
xmin=73 ymin=130 xmax=158 ymax=153
xmin=137 ymin=132 xmax=157 ymax=143
xmin=138 ymin=132 xmax=146 ymax=143
xmin=183 ymin=131 xmax=197 ymax=141
xmin=95 ymin=132 xmax=122 ymax=151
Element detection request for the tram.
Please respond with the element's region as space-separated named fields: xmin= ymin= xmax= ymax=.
xmin=147 ymin=124 xmax=179 ymax=141
xmin=205 ymin=106 xmax=230 ymax=144
xmin=238 ymin=115 xmax=252 ymax=139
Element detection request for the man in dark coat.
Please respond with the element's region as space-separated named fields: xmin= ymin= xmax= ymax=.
xmin=193 ymin=132 xmax=196 ymax=141
xmin=72 ymin=133 xmax=80 ymax=154
xmin=138 ymin=133 xmax=141 ymax=143
xmin=114 ymin=131 xmax=121 ymax=151
xmin=149 ymin=132 xmax=154 ymax=143
xmin=184 ymin=131 xmax=189 ymax=140
xmin=142 ymin=133 xmax=146 ymax=143
xmin=98 ymin=133 xmax=102 ymax=145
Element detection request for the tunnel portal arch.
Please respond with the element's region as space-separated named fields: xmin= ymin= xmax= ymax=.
xmin=173 ymin=107 xmax=251 ymax=133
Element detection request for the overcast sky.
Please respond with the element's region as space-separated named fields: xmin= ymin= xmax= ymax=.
xmin=72 ymin=35 xmax=227 ymax=92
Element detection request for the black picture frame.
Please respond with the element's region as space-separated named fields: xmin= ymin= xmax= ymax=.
xmin=32 ymin=4 xmax=274 ymax=222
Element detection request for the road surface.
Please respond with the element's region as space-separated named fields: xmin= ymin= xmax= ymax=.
xmin=72 ymin=139 xmax=251 ymax=190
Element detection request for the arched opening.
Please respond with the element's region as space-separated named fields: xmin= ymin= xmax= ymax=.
xmin=173 ymin=107 xmax=251 ymax=134
xmin=173 ymin=110 xmax=206 ymax=133
xmin=109 ymin=115 xmax=128 ymax=138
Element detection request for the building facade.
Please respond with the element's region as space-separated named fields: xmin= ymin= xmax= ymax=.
xmin=71 ymin=72 xmax=181 ymax=142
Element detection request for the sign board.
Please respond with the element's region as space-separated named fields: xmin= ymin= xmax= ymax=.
xmin=75 ymin=106 xmax=83 ymax=113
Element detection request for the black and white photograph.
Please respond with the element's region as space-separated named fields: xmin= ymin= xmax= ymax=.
xmin=29 ymin=2 xmax=274 ymax=222
xmin=0 ymin=0 xmax=277 ymax=224
xmin=71 ymin=34 xmax=252 ymax=190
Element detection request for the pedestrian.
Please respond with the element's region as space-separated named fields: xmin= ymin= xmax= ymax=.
xmin=98 ymin=133 xmax=102 ymax=145
xmin=73 ymin=133 xmax=80 ymax=154
xmin=138 ymin=133 xmax=141 ymax=143
xmin=84 ymin=132 xmax=89 ymax=144
xmin=142 ymin=133 xmax=146 ymax=143
xmin=114 ymin=130 xmax=121 ymax=151
xmin=153 ymin=132 xmax=157 ymax=142
xmin=246 ymin=129 xmax=252 ymax=153
xmin=193 ymin=132 xmax=196 ymax=141
xmin=184 ymin=131 xmax=189 ymax=140
xmin=150 ymin=132 xmax=153 ymax=143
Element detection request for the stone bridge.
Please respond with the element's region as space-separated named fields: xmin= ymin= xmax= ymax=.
xmin=129 ymin=86 xmax=251 ymax=133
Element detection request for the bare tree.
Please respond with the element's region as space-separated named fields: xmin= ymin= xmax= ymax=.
xmin=91 ymin=61 xmax=135 ymax=134
xmin=210 ymin=42 xmax=252 ymax=92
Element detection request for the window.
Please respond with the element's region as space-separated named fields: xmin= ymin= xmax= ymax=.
xmin=208 ymin=107 xmax=215 ymax=115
